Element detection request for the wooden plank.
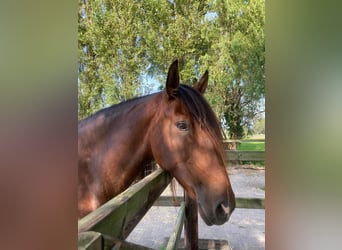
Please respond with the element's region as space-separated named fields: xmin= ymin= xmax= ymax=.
xmin=110 ymin=241 xmax=155 ymax=250
xmin=166 ymin=202 xmax=185 ymax=250
xmin=77 ymin=232 xmax=156 ymax=250
xmin=78 ymin=231 xmax=102 ymax=250
xmin=177 ymin=238 xmax=231 ymax=250
xmin=78 ymin=169 xmax=171 ymax=240
xmin=155 ymin=196 xmax=183 ymax=207
xmin=184 ymin=193 xmax=198 ymax=250
xmin=156 ymin=196 xmax=265 ymax=209
xmin=226 ymin=150 xmax=265 ymax=161
xmin=235 ymin=197 xmax=265 ymax=209
xmin=78 ymin=231 xmax=154 ymax=250
xmin=105 ymin=237 xmax=155 ymax=250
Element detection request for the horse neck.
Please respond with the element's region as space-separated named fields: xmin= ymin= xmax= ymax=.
xmin=111 ymin=93 xmax=161 ymax=154
xmin=80 ymin=92 xmax=163 ymax=169
xmin=105 ymin=93 xmax=163 ymax=184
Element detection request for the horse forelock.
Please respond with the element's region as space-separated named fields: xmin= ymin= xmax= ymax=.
xmin=174 ymin=85 xmax=225 ymax=159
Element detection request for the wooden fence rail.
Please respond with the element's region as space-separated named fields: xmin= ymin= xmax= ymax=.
xmin=226 ymin=150 xmax=265 ymax=161
xmin=78 ymin=169 xmax=172 ymax=249
xmin=156 ymin=196 xmax=264 ymax=209
xmin=78 ymin=168 xmax=200 ymax=250
xmin=166 ymin=202 xmax=185 ymax=250
xmin=224 ymin=138 xmax=265 ymax=162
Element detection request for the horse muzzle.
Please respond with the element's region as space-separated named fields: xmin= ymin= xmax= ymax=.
xmin=197 ymin=189 xmax=236 ymax=226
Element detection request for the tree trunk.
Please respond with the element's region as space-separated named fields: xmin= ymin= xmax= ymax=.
xmin=224 ymin=87 xmax=244 ymax=139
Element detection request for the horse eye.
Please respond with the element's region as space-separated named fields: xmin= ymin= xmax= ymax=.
xmin=176 ymin=121 xmax=189 ymax=131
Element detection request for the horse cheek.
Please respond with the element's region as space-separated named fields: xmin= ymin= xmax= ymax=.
xmin=150 ymin=127 xmax=172 ymax=171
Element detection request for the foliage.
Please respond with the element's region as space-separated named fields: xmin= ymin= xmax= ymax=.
xmin=78 ymin=0 xmax=149 ymax=119
xmin=253 ymin=116 xmax=265 ymax=135
xmin=204 ymin=0 xmax=265 ymax=138
xmin=78 ymin=0 xmax=265 ymax=139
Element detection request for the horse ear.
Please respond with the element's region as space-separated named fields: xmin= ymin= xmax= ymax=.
xmin=166 ymin=60 xmax=180 ymax=98
xmin=193 ymin=70 xmax=209 ymax=94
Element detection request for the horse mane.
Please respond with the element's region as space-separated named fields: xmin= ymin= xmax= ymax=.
xmin=174 ymin=84 xmax=226 ymax=160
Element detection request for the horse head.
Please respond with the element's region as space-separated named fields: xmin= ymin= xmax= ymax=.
xmin=150 ymin=60 xmax=235 ymax=225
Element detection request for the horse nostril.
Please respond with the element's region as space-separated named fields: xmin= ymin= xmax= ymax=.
xmin=215 ymin=202 xmax=231 ymax=219
xmin=221 ymin=203 xmax=230 ymax=214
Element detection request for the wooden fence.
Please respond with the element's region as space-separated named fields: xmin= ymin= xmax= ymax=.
xmin=78 ymin=169 xmax=198 ymax=250
xmin=78 ymin=139 xmax=265 ymax=250
xmin=224 ymin=139 xmax=265 ymax=163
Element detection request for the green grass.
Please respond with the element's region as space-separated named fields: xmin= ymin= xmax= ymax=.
xmin=236 ymin=141 xmax=265 ymax=166
xmin=237 ymin=142 xmax=265 ymax=151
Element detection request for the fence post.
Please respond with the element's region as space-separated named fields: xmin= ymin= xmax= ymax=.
xmin=184 ymin=192 xmax=198 ymax=250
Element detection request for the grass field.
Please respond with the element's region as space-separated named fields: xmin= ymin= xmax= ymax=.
xmin=236 ymin=138 xmax=265 ymax=166
xmin=236 ymin=134 xmax=265 ymax=151
xmin=238 ymin=142 xmax=265 ymax=151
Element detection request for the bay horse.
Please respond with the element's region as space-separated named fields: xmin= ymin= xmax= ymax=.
xmin=78 ymin=60 xmax=235 ymax=225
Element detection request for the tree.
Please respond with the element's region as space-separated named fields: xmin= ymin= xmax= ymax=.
xmin=203 ymin=0 xmax=265 ymax=139
xmin=142 ymin=0 xmax=265 ymax=139
xmin=78 ymin=0 xmax=149 ymax=119
xmin=253 ymin=116 xmax=265 ymax=135
xmin=141 ymin=0 xmax=212 ymax=84
xmin=78 ymin=0 xmax=265 ymax=139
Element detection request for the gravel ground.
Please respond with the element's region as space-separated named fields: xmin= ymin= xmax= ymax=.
xmin=127 ymin=166 xmax=265 ymax=250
